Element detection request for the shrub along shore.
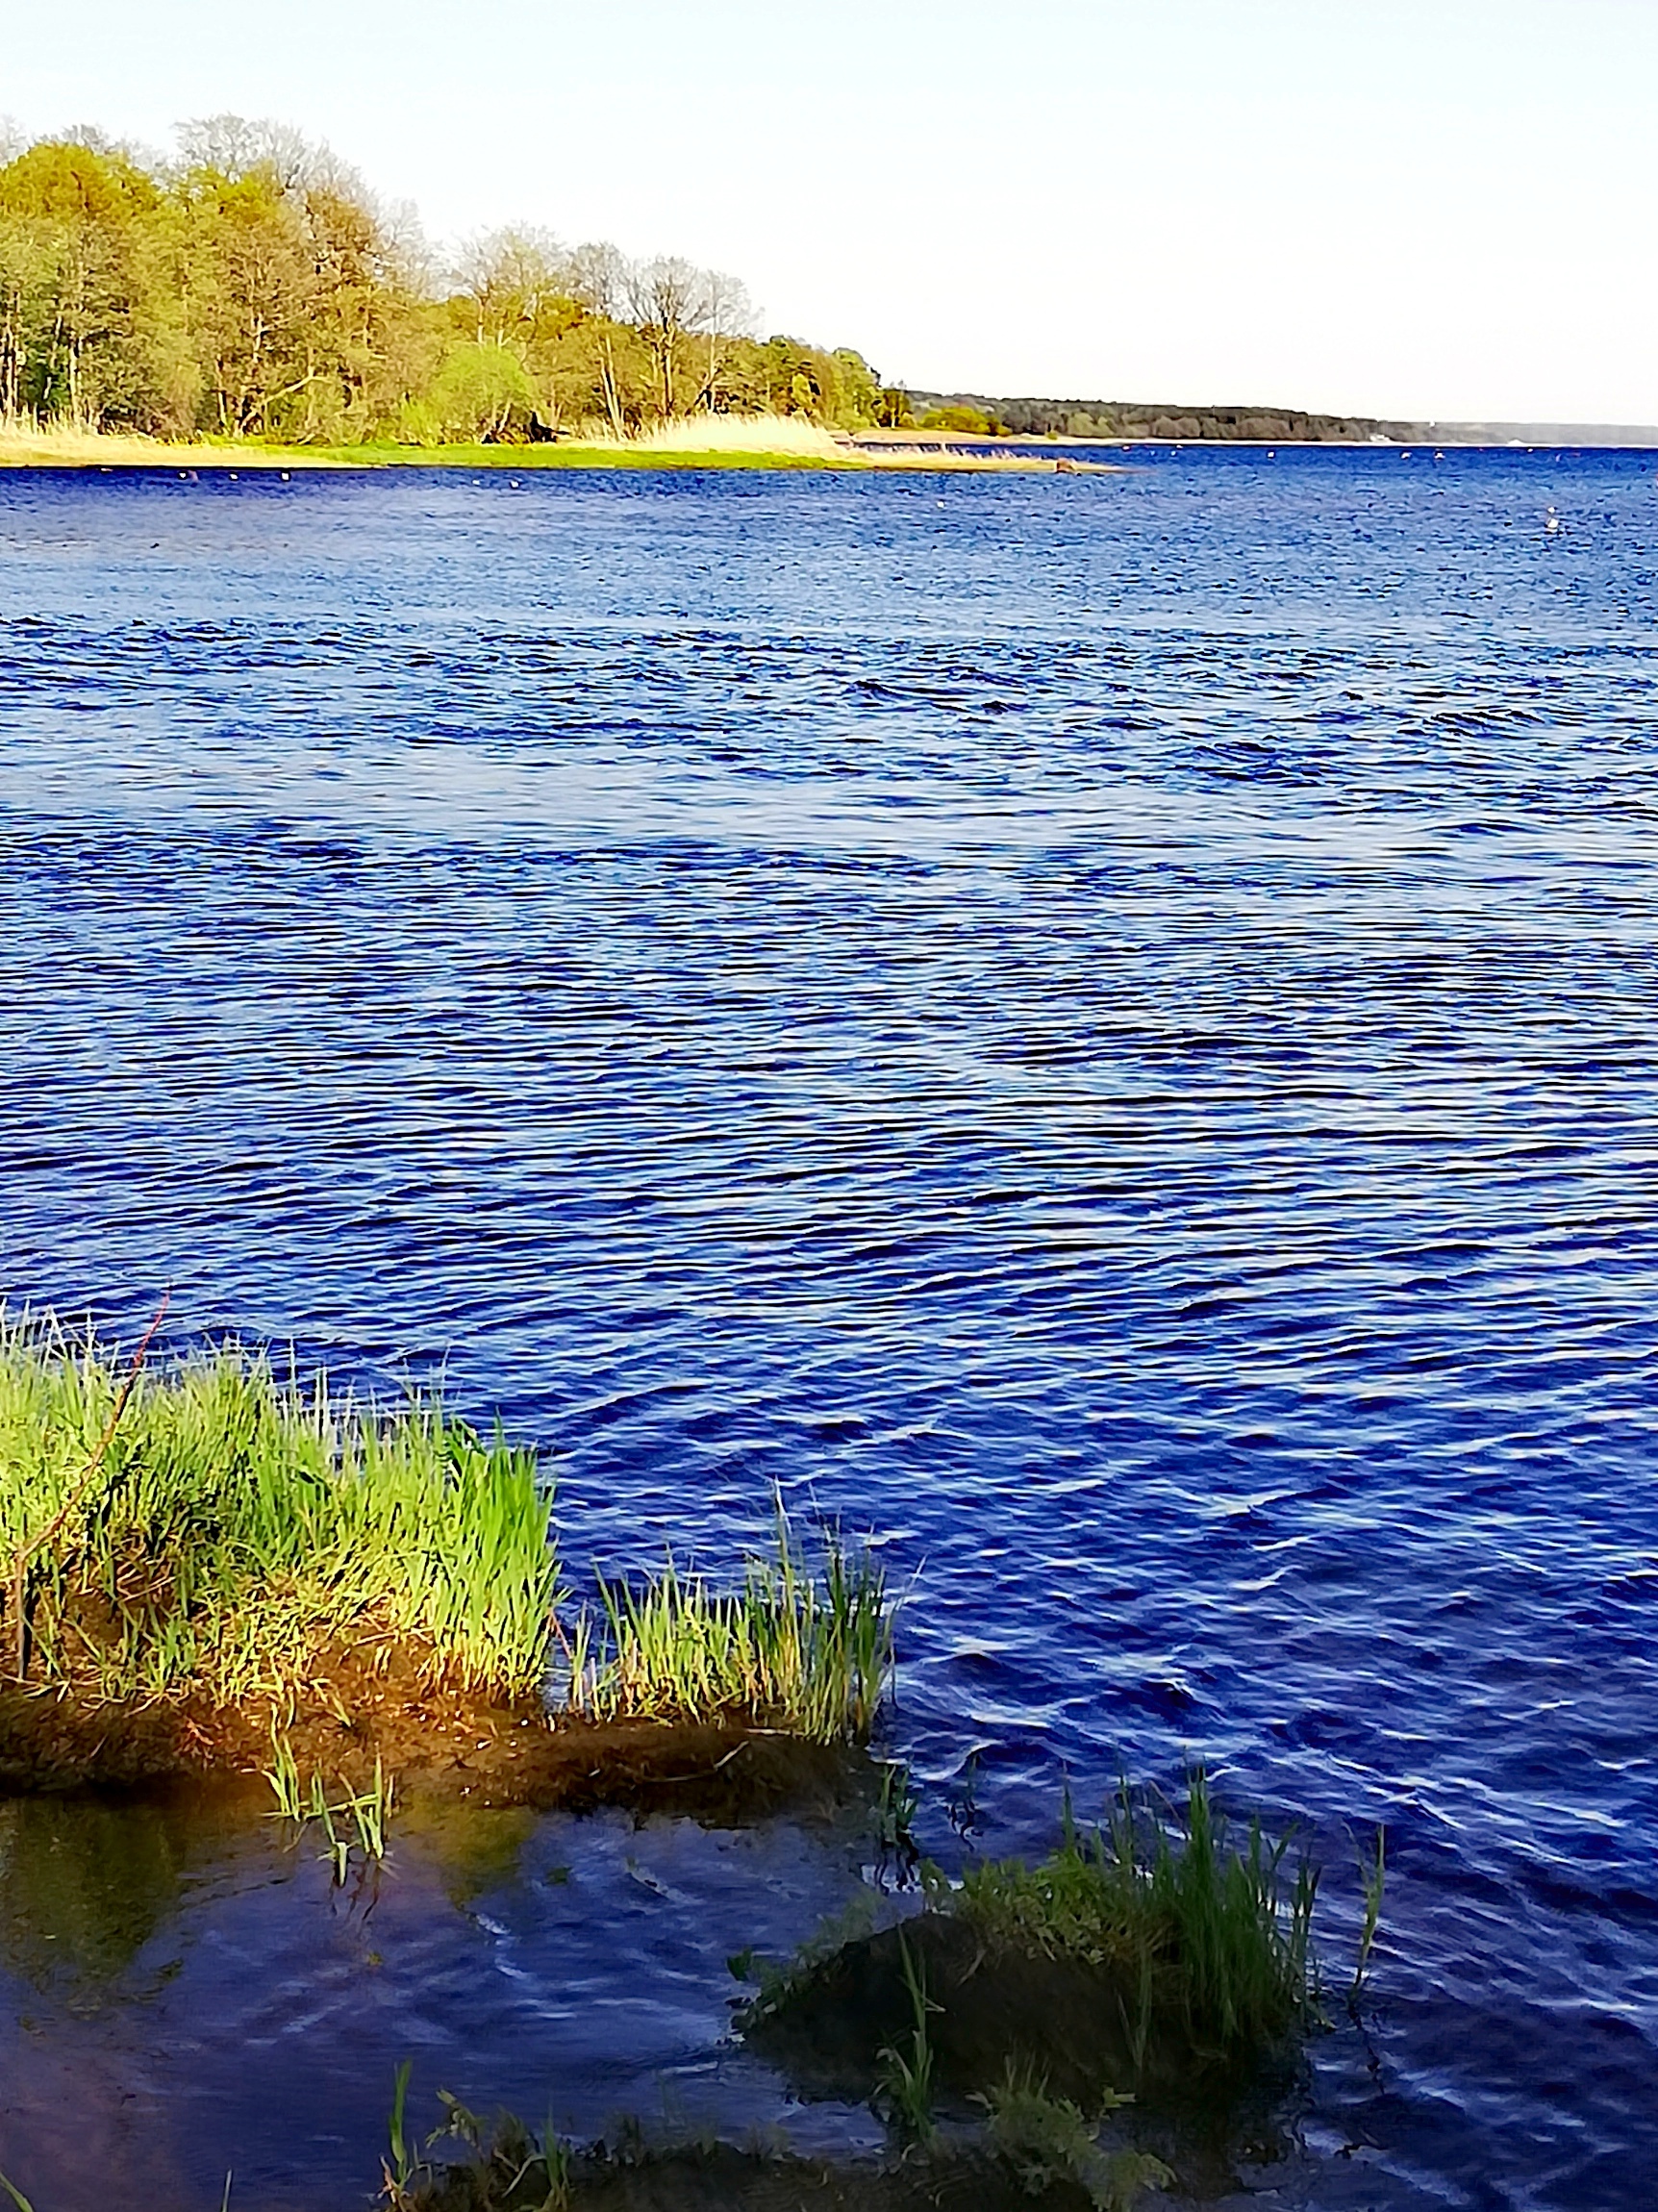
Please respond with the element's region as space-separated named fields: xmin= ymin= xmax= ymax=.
xmin=0 ymin=1315 xmax=892 ymax=1806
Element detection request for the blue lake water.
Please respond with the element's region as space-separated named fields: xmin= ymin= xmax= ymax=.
xmin=0 ymin=448 xmax=1655 ymax=2209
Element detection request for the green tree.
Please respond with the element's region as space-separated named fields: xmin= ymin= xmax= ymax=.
xmin=180 ymin=163 xmax=319 ymax=435
xmin=0 ymin=211 xmax=55 ymax=419
xmin=421 ymin=337 xmax=540 ymax=441
xmin=918 ymin=402 xmax=992 ymax=434
xmin=0 ymin=139 xmax=188 ymax=430
xmin=0 ymin=114 xmax=909 ymax=449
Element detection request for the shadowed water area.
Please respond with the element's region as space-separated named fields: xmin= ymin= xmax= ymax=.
xmin=0 ymin=449 xmax=1655 ymax=2209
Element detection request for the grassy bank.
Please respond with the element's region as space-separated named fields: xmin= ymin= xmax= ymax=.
xmin=0 ymin=418 xmax=822 ymax=471
xmin=0 ymin=414 xmax=1113 ymax=474
xmin=0 ymin=1317 xmax=892 ymax=1792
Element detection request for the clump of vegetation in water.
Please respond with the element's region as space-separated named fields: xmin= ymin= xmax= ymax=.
xmin=980 ymin=2065 xmax=1174 ymax=2210
xmin=575 ymin=1512 xmax=892 ymax=1744
xmin=265 ymin=1735 xmax=394 ymax=1884
xmin=743 ymin=1772 xmax=1325 ymax=2112
xmin=0 ymin=1312 xmax=558 ymax=1704
xmin=954 ymin=1771 xmax=1319 ymax=2066
xmin=380 ymin=2071 xmax=1174 ymax=2211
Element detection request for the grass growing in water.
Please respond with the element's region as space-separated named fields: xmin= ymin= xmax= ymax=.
xmin=580 ymin=1512 xmax=892 ymax=1743
xmin=980 ymin=2067 xmax=1171 ymax=2211
xmin=266 ymin=1735 xmax=394 ymax=1881
xmin=875 ymin=1930 xmax=942 ymax=2146
xmin=0 ymin=1315 xmax=558 ymax=1704
xmin=1349 ymin=1824 xmax=1386 ymax=2006
xmin=955 ymin=1771 xmax=1319 ymax=2065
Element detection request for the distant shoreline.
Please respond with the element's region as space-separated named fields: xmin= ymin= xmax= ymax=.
xmin=0 ymin=423 xmax=1122 ymax=475
xmin=4 ymin=421 xmax=1648 ymax=475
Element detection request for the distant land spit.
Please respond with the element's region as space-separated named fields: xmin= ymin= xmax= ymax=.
xmin=907 ymin=393 xmax=1658 ymax=446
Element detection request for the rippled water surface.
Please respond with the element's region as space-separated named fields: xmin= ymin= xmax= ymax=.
xmin=2 ymin=450 xmax=1656 ymax=2210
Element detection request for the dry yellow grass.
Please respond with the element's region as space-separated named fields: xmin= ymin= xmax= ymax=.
xmin=585 ymin=411 xmax=846 ymax=457
xmin=580 ymin=415 xmax=1090 ymax=469
xmin=0 ymin=420 xmax=341 ymax=468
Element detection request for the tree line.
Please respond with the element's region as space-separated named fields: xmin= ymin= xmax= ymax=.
xmin=0 ymin=113 xmax=1423 ymax=450
xmin=907 ymin=391 xmax=1416 ymax=442
xmin=0 ymin=115 xmax=907 ymax=443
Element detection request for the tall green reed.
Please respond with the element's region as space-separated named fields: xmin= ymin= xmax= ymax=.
xmin=579 ymin=1507 xmax=893 ymax=1743
xmin=957 ymin=1770 xmax=1319 ymax=2066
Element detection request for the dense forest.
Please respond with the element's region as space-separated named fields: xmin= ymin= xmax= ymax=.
xmin=0 ymin=116 xmax=904 ymax=443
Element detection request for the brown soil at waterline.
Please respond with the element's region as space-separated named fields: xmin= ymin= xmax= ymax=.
xmin=0 ymin=1637 xmax=865 ymax=1824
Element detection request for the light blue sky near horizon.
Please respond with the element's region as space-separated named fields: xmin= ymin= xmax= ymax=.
xmin=5 ymin=0 xmax=1655 ymax=422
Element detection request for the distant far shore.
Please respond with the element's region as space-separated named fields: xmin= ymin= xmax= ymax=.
xmin=902 ymin=393 xmax=1658 ymax=447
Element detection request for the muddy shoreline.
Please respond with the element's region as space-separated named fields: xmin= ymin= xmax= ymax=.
xmin=0 ymin=1661 xmax=868 ymax=1823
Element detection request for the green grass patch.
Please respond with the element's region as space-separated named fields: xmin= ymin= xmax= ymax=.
xmin=0 ymin=1317 xmax=893 ymax=1759
xmin=982 ymin=2066 xmax=1172 ymax=2210
xmin=577 ymin=1512 xmax=892 ymax=1743
xmin=0 ymin=1314 xmax=558 ymax=1704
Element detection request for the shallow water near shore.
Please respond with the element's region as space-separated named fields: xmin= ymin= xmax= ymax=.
xmin=1 ymin=447 xmax=1656 ymax=2209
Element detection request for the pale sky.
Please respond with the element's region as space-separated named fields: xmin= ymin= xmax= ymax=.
xmin=5 ymin=0 xmax=1656 ymax=423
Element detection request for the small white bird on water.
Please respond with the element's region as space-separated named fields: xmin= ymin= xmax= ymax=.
xmin=1545 ymin=506 xmax=1561 ymax=535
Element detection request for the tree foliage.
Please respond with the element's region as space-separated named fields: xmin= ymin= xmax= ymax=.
xmin=0 ymin=117 xmax=891 ymax=443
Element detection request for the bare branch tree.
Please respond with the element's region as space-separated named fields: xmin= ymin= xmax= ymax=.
xmin=376 ymin=196 xmax=437 ymax=294
xmin=691 ymin=266 xmax=754 ymax=410
xmin=564 ymin=239 xmax=630 ymax=319
xmin=452 ymin=225 xmax=568 ymax=344
xmin=624 ymin=254 xmax=716 ymax=417
xmin=176 ymin=115 xmax=366 ymax=203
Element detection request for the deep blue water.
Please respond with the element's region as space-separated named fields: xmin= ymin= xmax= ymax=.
xmin=1 ymin=448 xmax=1655 ymax=2210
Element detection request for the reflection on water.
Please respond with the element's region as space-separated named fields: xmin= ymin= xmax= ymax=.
xmin=0 ymin=1795 xmax=190 ymax=1996
xmin=0 ymin=1785 xmax=888 ymax=2212
xmin=394 ymin=1797 xmax=539 ymax=1910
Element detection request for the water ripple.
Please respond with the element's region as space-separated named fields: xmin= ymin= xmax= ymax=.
xmin=1 ymin=450 xmax=1656 ymax=2208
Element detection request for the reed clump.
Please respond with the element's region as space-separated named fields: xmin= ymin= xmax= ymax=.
xmin=579 ymin=1513 xmax=892 ymax=1744
xmin=744 ymin=1772 xmax=1323 ymax=2114
xmin=0 ymin=1313 xmax=558 ymax=1706
xmin=955 ymin=1772 xmax=1319 ymax=2063
xmin=0 ymin=419 xmax=336 ymax=468
xmin=581 ymin=411 xmax=845 ymax=457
